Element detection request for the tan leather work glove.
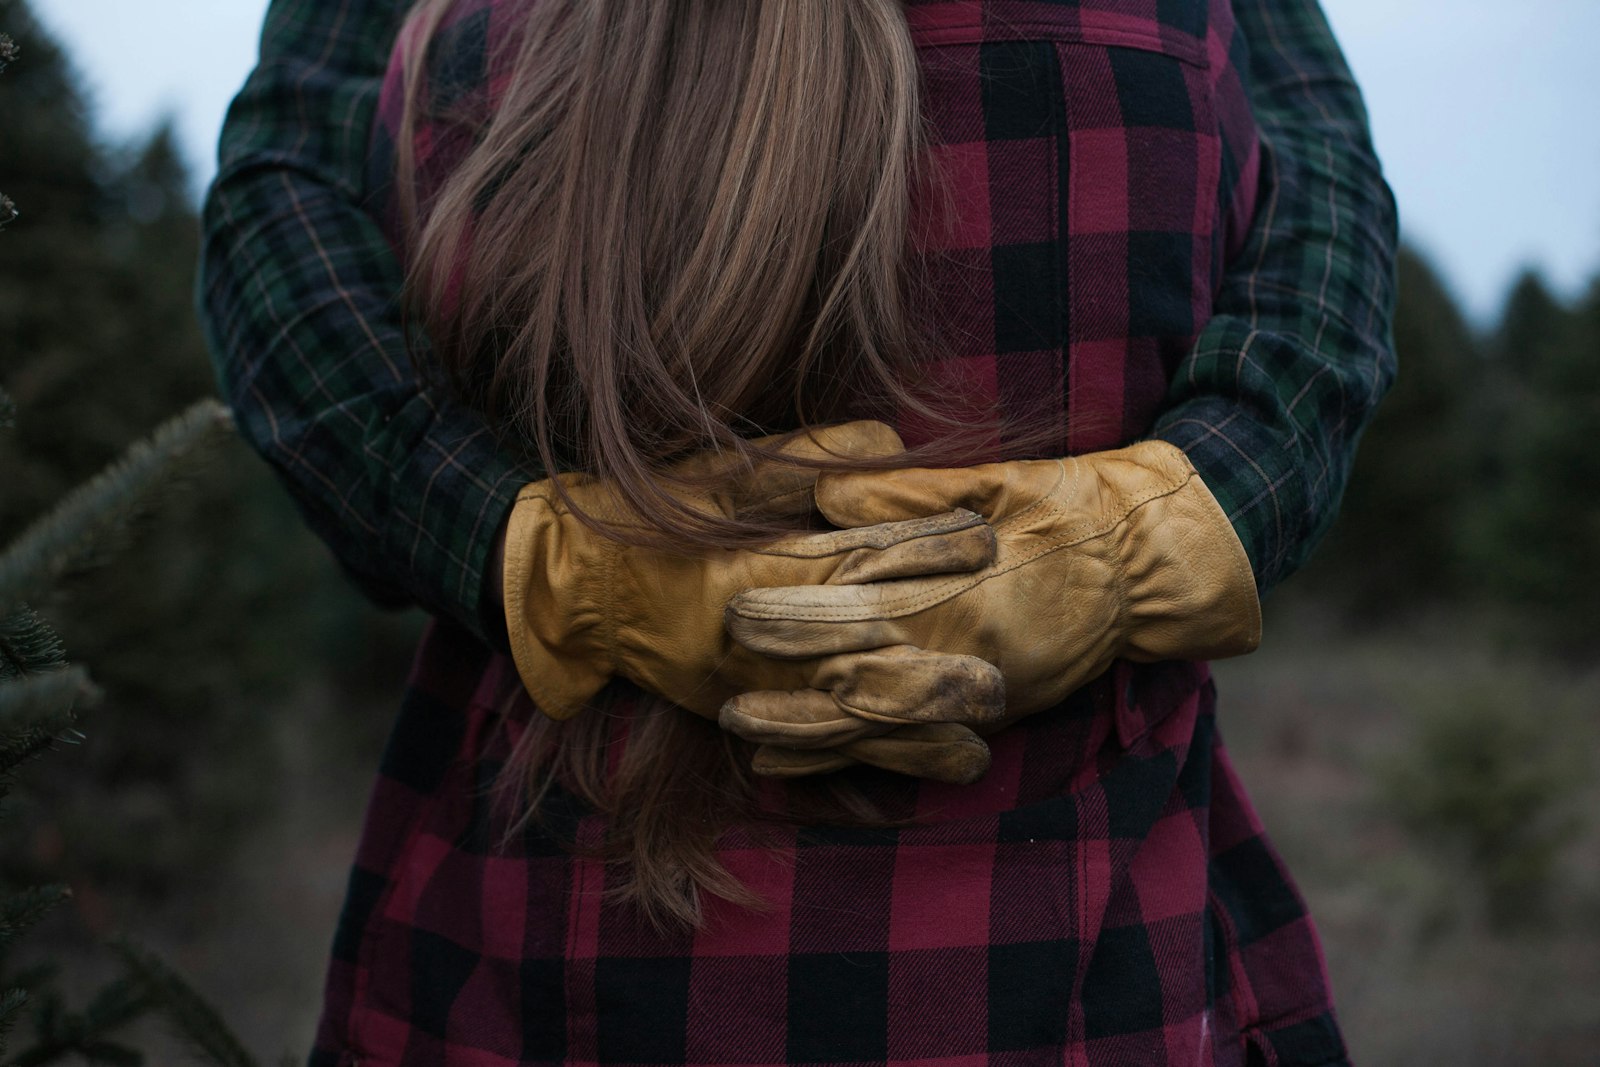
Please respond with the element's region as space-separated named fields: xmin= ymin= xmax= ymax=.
xmin=502 ymin=421 xmax=1007 ymax=782
xmin=720 ymin=440 xmax=1261 ymax=775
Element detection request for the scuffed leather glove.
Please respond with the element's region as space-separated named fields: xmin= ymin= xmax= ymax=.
xmin=721 ymin=440 xmax=1261 ymax=774
xmin=502 ymin=421 xmax=1007 ymax=781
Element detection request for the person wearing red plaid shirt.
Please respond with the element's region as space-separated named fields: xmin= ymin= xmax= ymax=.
xmin=199 ymin=0 xmax=1397 ymax=1063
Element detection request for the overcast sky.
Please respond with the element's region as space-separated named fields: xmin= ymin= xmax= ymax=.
xmin=29 ymin=0 xmax=1600 ymax=323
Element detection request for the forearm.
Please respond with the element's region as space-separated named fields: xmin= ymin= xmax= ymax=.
xmin=201 ymin=169 xmax=525 ymax=631
xmin=1155 ymin=0 xmax=1399 ymax=593
xmin=199 ymin=0 xmax=534 ymax=639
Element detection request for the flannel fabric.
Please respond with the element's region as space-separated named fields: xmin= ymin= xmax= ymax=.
xmin=364 ymin=0 xmax=1262 ymax=464
xmin=1150 ymin=0 xmax=1399 ymax=590
xmin=197 ymin=0 xmax=1397 ymax=641
xmin=313 ymin=625 xmax=1347 ymax=1066
xmin=304 ymin=0 xmax=1356 ymax=1063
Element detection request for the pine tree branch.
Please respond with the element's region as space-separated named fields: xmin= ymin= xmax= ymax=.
xmin=0 ymin=608 xmax=66 ymax=683
xmin=0 ymin=988 xmax=28 ymax=1060
xmin=0 ymin=399 xmax=234 ymax=611
xmin=110 ymin=940 xmax=257 ymax=1067
xmin=0 ymin=966 xmax=55 ymax=999
xmin=0 ymin=886 xmax=71 ymax=966
xmin=6 ymin=974 xmax=150 ymax=1067
xmin=0 ymin=667 xmax=91 ymax=728
xmin=0 ymin=667 xmax=95 ymax=761
xmin=0 ymin=730 xmax=62 ymax=800
xmin=0 ymin=669 xmax=91 ymax=786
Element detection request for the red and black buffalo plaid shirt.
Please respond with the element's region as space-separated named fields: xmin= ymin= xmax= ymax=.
xmin=311 ymin=1 xmax=1352 ymax=1063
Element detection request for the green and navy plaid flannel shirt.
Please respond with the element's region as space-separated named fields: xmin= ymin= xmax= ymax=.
xmin=198 ymin=0 xmax=1398 ymax=642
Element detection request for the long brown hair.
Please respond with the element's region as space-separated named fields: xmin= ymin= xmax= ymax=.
xmin=395 ymin=0 xmax=968 ymax=927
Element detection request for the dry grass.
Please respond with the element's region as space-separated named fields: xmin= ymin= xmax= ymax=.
xmin=1215 ymin=603 xmax=1600 ymax=1066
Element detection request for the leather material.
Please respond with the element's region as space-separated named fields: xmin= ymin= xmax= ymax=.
xmin=500 ymin=422 xmax=1008 ymax=782
xmin=721 ymin=440 xmax=1261 ymax=768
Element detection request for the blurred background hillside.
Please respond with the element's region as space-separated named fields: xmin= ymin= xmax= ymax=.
xmin=2 ymin=0 xmax=1598 ymax=1063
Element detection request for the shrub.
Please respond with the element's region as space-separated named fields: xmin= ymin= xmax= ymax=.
xmin=1378 ymin=679 xmax=1590 ymax=930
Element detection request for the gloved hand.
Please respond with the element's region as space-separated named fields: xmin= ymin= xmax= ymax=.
xmin=501 ymin=421 xmax=1008 ymax=782
xmin=720 ymin=440 xmax=1261 ymax=773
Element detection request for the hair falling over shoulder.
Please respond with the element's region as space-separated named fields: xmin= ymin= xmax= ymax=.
xmin=397 ymin=0 xmax=973 ymax=539
xmin=395 ymin=0 xmax=961 ymax=929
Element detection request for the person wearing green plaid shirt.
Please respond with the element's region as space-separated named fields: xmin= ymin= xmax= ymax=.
xmin=198 ymin=1 xmax=1396 ymax=1062
xmin=199 ymin=0 xmax=1398 ymax=648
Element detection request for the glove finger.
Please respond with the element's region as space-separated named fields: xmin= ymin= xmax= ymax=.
xmin=758 ymin=509 xmax=993 ymax=582
xmin=726 ymin=580 xmax=947 ymax=658
xmin=814 ymin=459 xmax=1065 ymax=528
xmin=728 ymin=617 xmax=911 ymax=661
xmin=719 ymin=688 xmax=890 ymax=748
xmin=815 ymin=646 xmax=1006 ymax=727
xmin=777 ymin=421 xmax=906 ymax=463
xmin=754 ymin=725 xmax=992 ymax=785
xmin=660 ymin=422 xmax=906 ymax=521
xmin=750 ymin=745 xmax=859 ymax=778
xmin=840 ymin=724 xmax=991 ymax=784
xmin=728 ymin=421 xmax=907 ymax=520
xmin=831 ymin=512 xmax=995 ymax=583
xmin=720 ymin=648 xmax=1005 ymax=747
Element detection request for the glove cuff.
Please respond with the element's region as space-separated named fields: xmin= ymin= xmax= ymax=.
xmin=1110 ymin=441 xmax=1262 ymax=662
xmin=502 ymin=483 xmax=612 ymax=720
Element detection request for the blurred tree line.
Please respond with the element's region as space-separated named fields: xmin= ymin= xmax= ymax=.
xmin=1294 ymin=247 xmax=1600 ymax=650
xmin=1270 ymin=243 xmax=1600 ymax=932
xmin=0 ymin=0 xmax=416 ymax=920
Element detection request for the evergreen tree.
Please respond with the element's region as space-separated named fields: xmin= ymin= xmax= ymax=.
xmin=0 ymin=6 xmax=267 ymax=1059
xmin=0 ymin=390 xmax=258 ymax=1063
xmin=1475 ymin=271 xmax=1600 ymax=647
xmin=0 ymin=0 xmax=412 ymax=906
xmin=1493 ymin=269 xmax=1570 ymax=387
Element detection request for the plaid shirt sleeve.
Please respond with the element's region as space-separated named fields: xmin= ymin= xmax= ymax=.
xmin=1154 ymin=0 xmax=1400 ymax=593
xmin=197 ymin=0 xmax=536 ymax=641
